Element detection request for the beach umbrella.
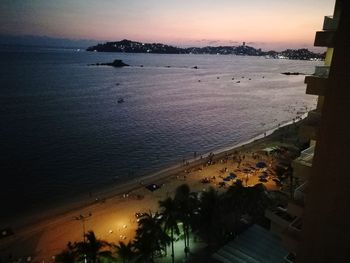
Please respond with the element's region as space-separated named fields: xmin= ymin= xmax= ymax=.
xmin=256 ymin=162 xmax=267 ymax=168
xmin=145 ymin=183 xmax=161 ymax=192
xmin=259 ymin=174 xmax=268 ymax=179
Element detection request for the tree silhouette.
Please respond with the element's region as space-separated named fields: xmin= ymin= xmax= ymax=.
xmin=115 ymin=241 xmax=134 ymax=263
xmin=75 ymin=231 xmax=112 ymax=263
xmin=174 ymin=184 xmax=198 ymax=258
xmin=133 ymin=212 xmax=170 ymax=262
xmin=196 ymin=187 xmax=224 ymax=247
xmin=159 ymin=197 xmax=180 ymax=263
xmin=55 ymin=242 xmax=76 ymax=263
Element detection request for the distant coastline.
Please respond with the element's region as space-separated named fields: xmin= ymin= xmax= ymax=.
xmin=87 ymin=39 xmax=325 ymax=61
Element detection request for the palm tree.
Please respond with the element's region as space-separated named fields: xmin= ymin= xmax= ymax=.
xmin=225 ymin=180 xmax=246 ymax=214
xmin=134 ymin=212 xmax=170 ymax=263
xmin=55 ymin=242 xmax=76 ymax=263
xmin=75 ymin=231 xmax=112 ymax=263
xmin=115 ymin=241 xmax=134 ymax=263
xmin=196 ymin=187 xmax=223 ymax=247
xmin=243 ymin=184 xmax=271 ymax=222
xmin=159 ymin=197 xmax=180 ymax=263
xmin=174 ymin=184 xmax=198 ymax=258
xmin=224 ymin=182 xmax=271 ymax=227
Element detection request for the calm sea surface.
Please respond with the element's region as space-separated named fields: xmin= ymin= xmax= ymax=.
xmin=0 ymin=46 xmax=320 ymax=219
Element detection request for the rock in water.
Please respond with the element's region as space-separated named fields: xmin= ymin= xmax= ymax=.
xmin=281 ymin=72 xmax=305 ymax=75
xmin=89 ymin=59 xmax=129 ymax=67
xmin=109 ymin=60 xmax=129 ymax=67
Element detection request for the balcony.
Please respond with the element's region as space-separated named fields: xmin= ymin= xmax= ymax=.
xmin=299 ymin=110 xmax=321 ymax=140
xmin=323 ymin=16 xmax=339 ymax=31
xmin=300 ymin=145 xmax=315 ymax=159
xmin=287 ymin=201 xmax=304 ymax=218
xmin=305 ymin=76 xmax=328 ymax=96
xmin=284 ymin=252 xmax=296 ymax=263
xmin=282 ymin=219 xmax=302 ymax=253
xmin=308 ymin=110 xmax=322 ymax=123
xmin=265 ymin=207 xmax=296 ymax=229
xmin=314 ymin=66 xmax=330 ymax=78
xmin=299 ymin=125 xmax=318 ymax=141
xmin=289 ymin=217 xmax=303 ymax=232
xmin=292 ymin=146 xmax=314 ymax=179
xmin=294 ymin=182 xmax=308 ymax=206
xmin=314 ymin=31 xmax=336 ymax=47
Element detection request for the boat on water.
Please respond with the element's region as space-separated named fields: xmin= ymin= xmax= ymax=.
xmin=117 ymin=98 xmax=125 ymax=103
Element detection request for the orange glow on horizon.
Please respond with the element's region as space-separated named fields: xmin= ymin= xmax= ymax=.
xmin=0 ymin=0 xmax=335 ymax=50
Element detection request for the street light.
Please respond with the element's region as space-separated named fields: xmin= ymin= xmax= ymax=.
xmin=74 ymin=212 xmax=92 ymax=243
xmin=74 ymin=212 xmax=92 ymax=263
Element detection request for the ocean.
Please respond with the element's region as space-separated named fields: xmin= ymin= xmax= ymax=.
xmin=0 ymin=46 xmax=320 ymax=220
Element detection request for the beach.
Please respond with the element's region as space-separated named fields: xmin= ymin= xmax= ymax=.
xmin=0 ymin=118 xmax=306 ymax=262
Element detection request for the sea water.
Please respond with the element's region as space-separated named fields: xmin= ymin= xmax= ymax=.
xmin=0 ymin=46 xmax=320 ymax=220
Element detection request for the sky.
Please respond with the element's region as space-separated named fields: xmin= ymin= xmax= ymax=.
xmin=0 ymin=0 xmax=335 ymax=50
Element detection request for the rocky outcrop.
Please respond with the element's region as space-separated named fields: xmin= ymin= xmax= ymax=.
xmin=281 ymin=72 xmax=306 ymax=75
xmin=89 ymin=59 xmax=129 ymax=67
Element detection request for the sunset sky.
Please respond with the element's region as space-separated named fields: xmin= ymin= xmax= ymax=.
xmin=0 ymin=0 xmax=335 ymax=50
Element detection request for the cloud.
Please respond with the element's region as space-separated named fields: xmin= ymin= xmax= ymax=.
xmin=246 ymin=41 xmax=267 ymax=46
xmin=196 ymin=39 xmax=240 ymax=46
xmin=208 ymin=40 xmax=220 ymax=45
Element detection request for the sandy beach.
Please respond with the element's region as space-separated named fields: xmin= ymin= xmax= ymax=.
xmin=0 ymin=118 xmax=306 ymax=262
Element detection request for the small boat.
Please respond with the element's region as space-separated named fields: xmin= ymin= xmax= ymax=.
xmin=117 ymin=98 xmax=125 ymax=103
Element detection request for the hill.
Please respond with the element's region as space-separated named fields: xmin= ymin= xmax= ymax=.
xmin=86 ymin=39 xmax=325 ymax=60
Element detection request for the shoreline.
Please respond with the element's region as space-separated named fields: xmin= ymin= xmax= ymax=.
xmin=1 ymin=113 xmax=307 ymax=231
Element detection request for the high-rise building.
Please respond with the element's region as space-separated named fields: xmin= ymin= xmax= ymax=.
xmin=265 ymin=0 xmax=350 ymax=262
xmin=297 ymin=0 xmax=350 ymax=261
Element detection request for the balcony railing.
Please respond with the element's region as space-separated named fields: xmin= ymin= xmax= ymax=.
xmin=314 ymin=31 xmax=336 ymax=47
xmin=265 ymin=207 xmax=296 ymax=228
xmin=299 ymin=111 xmax=321 ymax=140
xmin=292 ymin=146 xmax=314 ymax=179
xmin=299 ymin=145 xmax=315 ymax=160
xmin=299 ymin=124 xmax=318 ymax=141
xmin=294 ymin=182 xmax=308 ymax=205
xmin=282 ymin=227 xmax=301 ymax=254
xmin=287 ymin=201 xmax=304 ymax=217
xmin=284 ymin=252 xmax=296 ymax=263
xmin=323 ymin=16 xmax=339 ymax=31
xmin=314 ymin=66 xmax=330 ymax=78
xmin=305 ymin=76 xmax=328 ymax=96
xmin=307 ymin=110 xmax=322 ymax=123
xmin=289 ymin=217 xmax=303 ymax=232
